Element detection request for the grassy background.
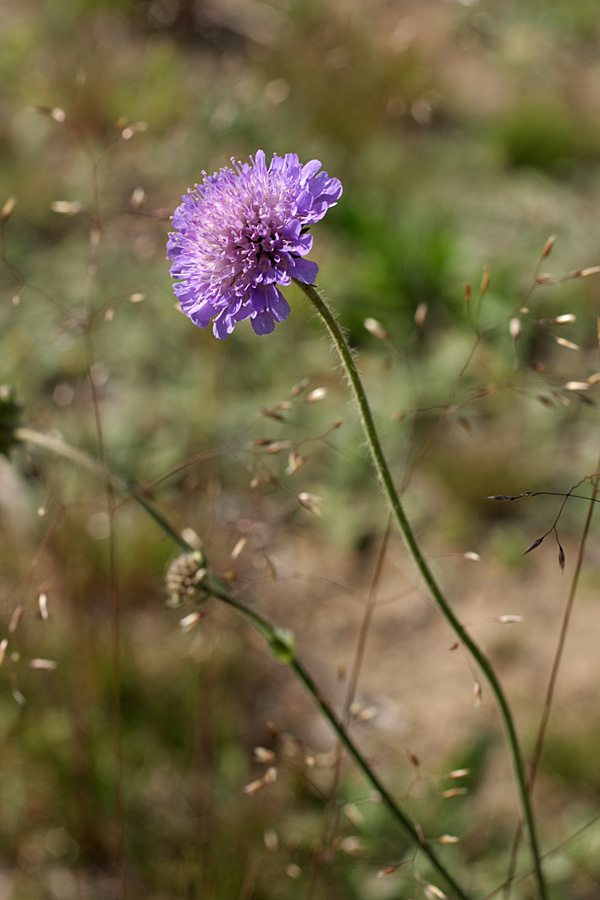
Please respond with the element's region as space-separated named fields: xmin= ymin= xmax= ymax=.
xmin=2 ymin=1 xmax=600 ymax=897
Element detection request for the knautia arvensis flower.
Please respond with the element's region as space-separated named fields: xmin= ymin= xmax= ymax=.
xmin=167 ymin=150 xmax=342 ymax=338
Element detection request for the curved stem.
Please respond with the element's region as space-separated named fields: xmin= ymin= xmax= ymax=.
xmin=15 ymin=424 xmax=470 ymax=898
xmin=296 ymin=280 xmax=547 ymax=900
xmin=207 ymin=583 xmax=472 ymax=900
xmin=15 ymin=426 xmax=192 ymax=552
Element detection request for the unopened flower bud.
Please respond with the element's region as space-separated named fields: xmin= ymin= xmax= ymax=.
xmin=165 ymin=551 xmax=208 ymax=607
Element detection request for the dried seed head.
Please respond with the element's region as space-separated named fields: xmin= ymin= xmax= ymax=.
xmin=1 ymin=196 xmax=16 ymax=222
xmin=286 ymin=450 xmax=305 ymax=474
xmin=121 ymin=121 xmax=147 ymax=140
xmin=343 ymin=803 xmax=364 ymax=826
xmin=38 ymin=592 xmax=49 ymax=619
xmin=414 ymin=303 xmax=428 ymax=328
xmin=552 ymin=314 xmax=575 ymax=324
xmin=258 ymin=406 xmax=285 ymax=422
xmin=298 ymin=492 xmax=323 ymax=516
xmin=254 ymin=746 xmax=276 ymax=764
xmin=50 ymin=201 xmax=83 ymax=216
xmin=509 ymin=318 xmax=521 ymax=341
xmin=480 ymin=266 xmax=490 ymax=293
xmin=425 ymin=883 xmax=448 ymax=900
xmin=165 ymin=551 xmax=207 ymax=607
xmin=554 ymin=336 xmax=581 ymax=351
xmin=11 ymin=681 xmax=26 ymax=706
xmin=339 ymin=836 xmax=363 ymax=855
xmin=541 ymin=234 xmax=556 ymax=258
xmin=179 ymin=612 xmax=202 ymax=632
xmin=524 ymin=536 xmax=544 ymax=555
xmin=264 ymin=829 xmax=278 ymax=851
xmin=130 ymin=187 xmax=146 ymax=209
xmin=267 ymin=441 xmax=291 ymax=454
xmin=406 ymin=749 xmax=420 ymax=769
xmin=29 ymin=658 xmax=58 ymax=670
xmin=351 ymin=703 xmax=377 ymax=722
xmin=264 ymin=767 xmax=277 ymax=784
xmin=306 ymin=387 xmax=327 ymax=403
xmin=8 ymin=605 xmax=23 ymax=634
xmin=231 ymin=537 xmax=247 ymax=560
xmin=377 ymin=865 xmax=400 ymax=878
xmin=442 ymin=787 xmax=468 ymax=799
xmin=181 ymin=527 xmax=202 ymax=549
xmin=243 ymin=777 xmax=266 ymax=795
xmin=364 ymin=317 xmax=389 ymax=340
xmin=290 ymin=377 xmax=309 ymax=397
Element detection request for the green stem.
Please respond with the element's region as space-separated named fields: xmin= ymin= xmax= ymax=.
xmin=16 ymin=423 xmax=470 ymax=898
xmin=207 ymin=583 xmax=472 ymax=900
xmin=15 ymin=427 xmax=192 ymax=553
xmin=296 ymin=280 xmax=547 ymax=900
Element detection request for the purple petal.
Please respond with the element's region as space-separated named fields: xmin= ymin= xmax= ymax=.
xmin=167 ymin=150 xmax=341 ymax=337
xmin=289 ymin=257 xmax=318 ymax=284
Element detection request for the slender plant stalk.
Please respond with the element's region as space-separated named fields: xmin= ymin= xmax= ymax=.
xmin=14 ymin=427 xmax=191 ymax=551
xmin=15 ymin=424 xmax=471 ymax=899
xmin=296 ymin=280 xmax=548 ymax=900
xmin=205 ymin=584 xmax=472 ymax=900
xmin=502 ymin=472 xmax=599 ymax=900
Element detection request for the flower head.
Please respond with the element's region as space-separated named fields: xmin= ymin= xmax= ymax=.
xmin=167 ymin=150 xmax=342 ymax=338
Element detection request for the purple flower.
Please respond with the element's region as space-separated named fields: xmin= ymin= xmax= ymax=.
xmin=167 ymin=150 xmax=342 ymax=339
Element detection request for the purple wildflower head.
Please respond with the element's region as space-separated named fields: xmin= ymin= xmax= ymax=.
xmin=167 ymin=150 xmax=342 ymax=339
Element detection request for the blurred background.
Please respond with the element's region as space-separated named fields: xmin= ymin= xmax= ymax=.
xmin=2 ymin=0 xmax=600 ymax=897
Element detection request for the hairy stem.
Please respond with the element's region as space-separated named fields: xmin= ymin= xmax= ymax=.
xmin=207 ymin=583 xmax=472 ymax=900
xmin=297 ymin=279 xmax=547 ymax=900
xmin=15 ymin=424 xmax=470 ymax=898
xmin=15 ymin=426 xmax=192 ymax=551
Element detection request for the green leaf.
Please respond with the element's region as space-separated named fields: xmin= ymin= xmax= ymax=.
xmin=269 ymin=627 xmax=296 ymax=664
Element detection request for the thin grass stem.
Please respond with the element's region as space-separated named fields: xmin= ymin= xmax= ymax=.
xmin=502 ymin=469 xmax=600 ymax=900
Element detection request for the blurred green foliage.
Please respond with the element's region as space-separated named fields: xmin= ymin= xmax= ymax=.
xmin=2 ymin=0 xmax=600 ymax=897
